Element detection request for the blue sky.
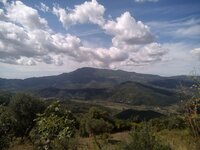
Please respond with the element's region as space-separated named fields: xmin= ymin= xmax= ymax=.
xmin=0 ymin=0 xmax=200 ymax=78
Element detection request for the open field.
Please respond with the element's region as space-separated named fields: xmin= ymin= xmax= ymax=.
xmin=71 ymin=99 xmax=180 ymax=115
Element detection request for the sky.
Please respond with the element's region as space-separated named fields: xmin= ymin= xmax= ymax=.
xmin=0 ymin=0 xmax=200 ymax=79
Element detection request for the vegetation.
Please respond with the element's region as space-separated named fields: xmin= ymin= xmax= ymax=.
xmin=123 ymin=124 xmax=171 ymax=150
xmin=9 ymin=93 xmax=45 ymax=139
xmin=0 ymin=71 xmax=199 ymax=150
xmin=0 ymin=106 xmax=16 ymax=150
xmin=115 ymin=109 xmax=164 ymax=122
xmin=30 ymin=101 xmax=78 ymax=150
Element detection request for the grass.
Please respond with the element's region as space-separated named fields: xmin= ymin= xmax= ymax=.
xmin=8 ymin=132 xmax=130 ymax=150
xmin=157 ymin=129 xmax=200 ymax=150
xmin=77 ymin=132 xmax=129 ymax=150
xmin=9 ymin=143 xmax=34 ymax=150
xmin=71 ymin=99 xmax=179 ymax=115
xmin=8 ymin=129 xmax=200 ymax=150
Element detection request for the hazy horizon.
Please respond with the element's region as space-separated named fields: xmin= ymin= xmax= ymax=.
xmin=0 ymin=67 xmax=196 ymax=80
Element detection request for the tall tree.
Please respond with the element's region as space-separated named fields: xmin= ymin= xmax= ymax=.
xmin=9 ymin=93 xmax=45 ymax=138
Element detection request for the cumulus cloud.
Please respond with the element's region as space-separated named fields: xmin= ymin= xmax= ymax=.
xmin=0 ymin=1 xmax=83 ymax=66
xmin=0 ymin=0 xmax=167 ymax=68
xmin=103 ymin=12 xmax=154 ymax=50
xmin=53 ymin=0 xmax=105 ymax=29
xmin=5 ymin=1 xmax=49 ymax=30
xmin=122 ymin=43 xmax=167 ymax=66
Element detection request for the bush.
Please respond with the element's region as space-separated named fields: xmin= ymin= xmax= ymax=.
xmin=114 ymin=119 xmax=132 ymax=132
xmin=0 ymin=106 xmax=16 ymax=149
xmin=0 ymin=92 xmax=12 ymax=106
xmin=150 ymin=116 xmax=186 ymax=131
xmin=9 ymin=93 xmax=45 ymax=138
xmin=123 ymin=124 xmax=171 ymax=150
xmin=30 ymin=101 xmax=78 ymax=150
xmin=79 ymin=107 xmax=114 ymax=137
xmin=185 ymin=98 xmax=200 ymax=137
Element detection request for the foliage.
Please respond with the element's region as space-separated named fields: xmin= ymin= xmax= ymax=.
xmin=123 ymin=124 xmax=171 ymax=150
xmin=115 ymin=109 xmax=164 ymax=122
xmin=185 ymin=98 xmax=200 ymax=137
xmin=9 ymin=93 xmax=45 ymax=138
xmin=0 ymin=106 xmax=16 ymax=149
xmin=150 ymin=116 xmax=186 ymax=131
xmin=114 ymin=119 xmax=132 ymax=132
xmin=183 ymin=76 xmax=200 ymax=138
xmin=0 ymin=91 xmax=13 ymax=106
xmin=80 ymin=107 xmax=114 ymax=137
xmin=30 ymin=101 xmax=78 ymax=150
xmin=110 ymin=82 xmax=178 ymax=106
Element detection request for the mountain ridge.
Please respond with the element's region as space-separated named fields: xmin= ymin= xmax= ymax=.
xmin=0 ymin=67 xmax=194 ymax=91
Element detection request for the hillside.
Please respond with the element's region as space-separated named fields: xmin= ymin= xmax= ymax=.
xmin=0 ymin=67 xmax=194 ymax=106
xmin=36 ymin=81 xmax=179 ymax=106
xmin=109 ymin=81 xmax=178 ymax=106
xmin=0 ymin=67 xmax=193 ymax=91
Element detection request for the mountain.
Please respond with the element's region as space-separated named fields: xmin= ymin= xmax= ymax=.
xmin=0 ymin=67 xmax=193 ymax=91
xmin=0 ymin=67 xmax=195 ymax=106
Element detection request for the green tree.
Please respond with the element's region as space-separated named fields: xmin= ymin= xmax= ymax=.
xmin=80 ymin=107 xmax=114 ymax=137
xmin=0 ymin=106 xmax=16 ymax=149
xmin=80 ymin=107 xmax=114 ymax=149
xmin=30 ymin=101 xmax=77 ymax=150
xmin=0 ymin=91 xmax=12 ymax=106
xmin=9 ymin=93 xmax=45 ymax=138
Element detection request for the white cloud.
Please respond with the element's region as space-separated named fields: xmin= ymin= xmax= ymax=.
xmin=191 ymin=47 xmax=200 ymax=60
xmin=0 ymin=0 xmax=8 ymax=5
xmin=147 ymin=17 xmax=200 ymax=38
xmin=0 ymin=0 xmax=167 ymax=69
xmin=103 ymin=12 xmax=154 ymax=50
xmin=122 ymin=43 xmax=167 ymax=66
xmin=176 ymin=25 xmax=200 ymax=37
xmin=134 ymin=0 xmax=159 ymax=3
xmin=5 ymin=1 xmax=49 ymax=30
xmin=0 ymin=1 xmax=83 ymax=66
xmin=53 ymin=0 xmax=105 ymax=29
xmin=36 ymin=2 xmax=50 ymax=13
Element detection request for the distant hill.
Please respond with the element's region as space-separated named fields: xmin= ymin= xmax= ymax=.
xmin=36 ymin=81 xmax=179 ymax=106
xmin=109 ymin=81 xmax=178 ymax=106
xmin=0 ymin=67 xmax=194 ymax=91
xmin=0 ymin=67 xmax=195 ymax=106
xmin=38 ymin=87 xmax=110 ymax=100
xmin=115 ymin=109 xmax=165 ymax=122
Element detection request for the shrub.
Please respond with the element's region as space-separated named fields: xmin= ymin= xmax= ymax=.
xmin=30 ymin=101 xmax=78 ymax=150
xmin=9 ymin=93 xmax=45 ymax=138
xmin=79 ymin=107 xmax=114 ymax=137
xmin=150 ymin=116 xmax=186 ymax=131
xmin=123 ymin=124 xmax=171 ymax=150
xmin=0 ymin=106 xmax=16 ymax=149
